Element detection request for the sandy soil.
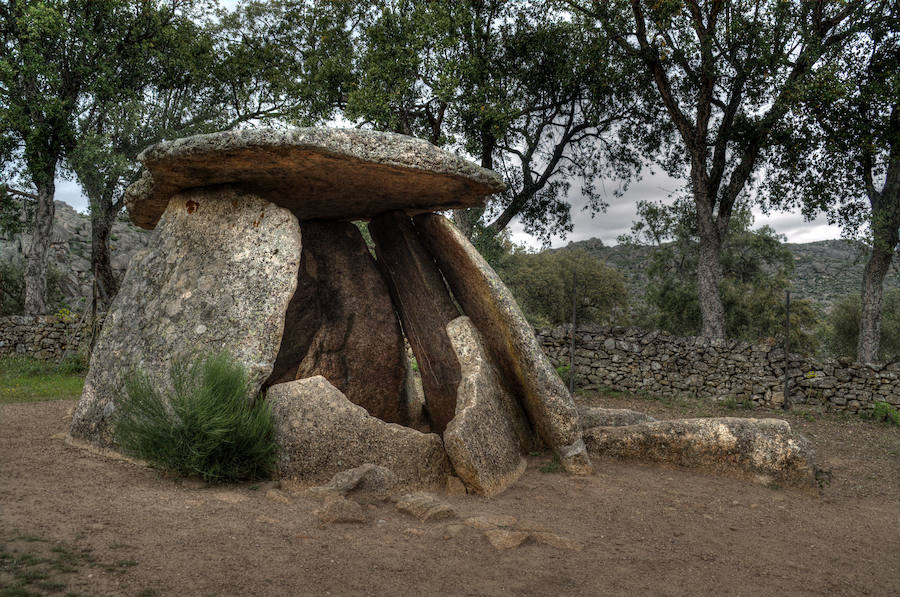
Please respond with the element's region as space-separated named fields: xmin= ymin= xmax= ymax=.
xmin=1 ymin=398 xmax=898 ymax=597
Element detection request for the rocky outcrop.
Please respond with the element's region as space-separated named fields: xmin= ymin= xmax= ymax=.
xmin=267 ymin=376 xmax=450 ymax=491
xmin=443 ymin=316 xmax=530 ymax=496
xmin=126 ymin=128 xmax=505 ymax=229
xmin=268 ymin=220 xmax=408 ymax=424
xmin=370 ymin=211 xmax=461 ymax=434
xmin=69 ymin=189 xmax=302 ymax=447
xmin=415 ymin=213 xmax=591 ymax=475
xmin=583 ymin=417 xmax=816 ymax=486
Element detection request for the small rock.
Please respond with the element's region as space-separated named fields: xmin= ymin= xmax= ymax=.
xmin=403 ymin=527 xmax=426 ymax=537
xmin=316 ymin=496 xmax=367 ymax=524
xmin=213 ymin=492 xmax=248 ymax=504
xmin=394 ymin=493 xmax=456 ymax=522
xmin=464 ymin=515 xmax=518 ymax=530
xmin=307 ymin=464 xmax=397 ymax=504
xmin=446 ymin=475 xmax=468 ymax=496
xmin=484 ymin=529 xmax=530 ymax=550
xmin=265 ymin=489 xmax=291 ymax=505
xmin=442 ymin=524 xmax=467 ymax=540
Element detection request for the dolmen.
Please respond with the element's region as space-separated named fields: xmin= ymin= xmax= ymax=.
xmin=68 ymin=128 xmax=591 ymax=495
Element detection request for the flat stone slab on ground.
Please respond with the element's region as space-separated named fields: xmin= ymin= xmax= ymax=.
xmin=583 ymin=417 xmax=816 ymax=486
xmin=69 ymin=189 xmax=302 ymax=447
xmin=578 ymin=407 xmax=657 ymax=428
xmin=268 ymin=376 xmax=450 ymax=491
xmin=126 ymin=128 xmax=505 ymax=229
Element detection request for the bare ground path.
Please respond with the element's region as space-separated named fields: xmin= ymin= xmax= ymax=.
xmin=1 ymin=398 xmax=898 ymax=596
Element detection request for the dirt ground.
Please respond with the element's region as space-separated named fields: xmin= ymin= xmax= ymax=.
xmin=1 ymin=396 xmax=898 ymax=597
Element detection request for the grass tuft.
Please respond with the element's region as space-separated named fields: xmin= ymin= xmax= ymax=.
xmin=112 ymin=353 xmax=278 ymax=483
xmin=0 ymin=356 xmax=85 ymax=404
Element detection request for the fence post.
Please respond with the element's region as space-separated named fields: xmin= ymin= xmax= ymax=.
xmin=783 ymin=289 xmax=791 ymax=410
xmin=569 ymin=270 xmax=577 ymax=394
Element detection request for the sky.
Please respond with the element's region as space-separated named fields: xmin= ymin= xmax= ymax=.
xmin=55 ymin=167 xmax=843 ymax=249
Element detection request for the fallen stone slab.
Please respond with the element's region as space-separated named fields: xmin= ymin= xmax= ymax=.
xmin=267 ymin=376 xmax=449 ymax=490
xmin=583 ymin=417 xmax=816 ymax=486
xmin=268 ymin=220 xmax=408 ymax=425
xmin=578 ymin=406 xmax=657 ymax=428
xmin=370 ymin=211 xmax=461 ymax=434
xmin=126 ymin=128 xmax=505 ymax=229
xmin=444 ymin=316 xmax=529 ymax=496
xmin=414 ymin=214 xmax=590 ymax=475
xmin=394 ymin=492 xmax=457 ymax=522
xmin=484 ymin=529 xmax=530 ymax=550
xmin=69 ymin=189 xmax=302 ymax=448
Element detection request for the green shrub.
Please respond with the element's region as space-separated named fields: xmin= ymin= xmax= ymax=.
xmin=555 ymin=364 xmax=571 ymax=386
xmin=825 ymin=290 xmax=900 ymax=361
xmin=113 ymin=353 xmax=278 ymax=483
xmin=870 ymin=402 xmax=900 ymax=427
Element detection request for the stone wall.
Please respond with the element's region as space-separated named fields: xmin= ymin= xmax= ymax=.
xmin=538 ymin=325 xmax=900 ymax=415
xmin=0 ymin=315 xmax=93 ymax=360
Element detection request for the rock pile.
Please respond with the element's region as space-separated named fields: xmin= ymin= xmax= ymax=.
xmin=68 ymin=127 xmax=591 ymax=496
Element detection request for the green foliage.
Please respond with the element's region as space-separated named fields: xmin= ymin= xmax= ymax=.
xmin=625 ymin=201 xmax=820 ymax=352
xmin=869 ymin=402 xmax=900 ymax=427
xmin=555 ymin=364 xmax=571 ymax=386
xmin=538 ymin=454 xmax=562 ymax=474
xmin=0 ymin=355 xmax=85 ymax=404
xmin=113 ymin=353 xmax=277 ymax=483
xmin=825 ymin=290 xmax=900 ymax=360
xmin=494 ymin=248 xmax=627 ymax=327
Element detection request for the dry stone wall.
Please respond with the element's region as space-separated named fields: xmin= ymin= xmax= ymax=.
xmin=538 ymin=325 xmax=900 ymax=415
xmin=0 ymin=315 xmax=92 ymax=360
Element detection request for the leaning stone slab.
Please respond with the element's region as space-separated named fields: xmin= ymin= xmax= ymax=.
xmin=414 ymin=214 xmax=590 ymax=475
xmin=267 ymin=376 xmax=450 ymax=491
xmin=370 ymin=211 xmax=461 ymax=435
xmin=583 ymin=417 xmax=816 ymax=486
xmin=444 ymin=316 xmax=530 ymax=496
xmin=69 ymin=188 xmax=302 ymax=447
xmin=268 ymin=220 xmax=408 ymax=425
xmin=578 ymin=407 xmax=657 ymax=428
xmin=126 ymin=128 xmax=505 ymax=230
xmin=306 ymin=464 xmax=398 ymax=504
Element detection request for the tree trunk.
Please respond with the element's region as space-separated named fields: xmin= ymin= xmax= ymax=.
xmin=90 ymin=201 xmax=120 ymax=311
xmin=857 ymin=244 xmax=894 ymax=363
xmin=696 ymin=231 xmax=727 ymax=339
xmin=858 ymin=153 xmax=900 ymax=364
xmin=23 ymin=179 xmax=56 ymax=315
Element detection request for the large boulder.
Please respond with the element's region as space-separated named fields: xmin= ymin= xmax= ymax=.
xmin=267 ymin=376 xmax=450 ymax=491
xmin=369 ymin=211 xmax=460 ymax=434
xmin=267 ymin=221 xmax=408 ymax=425
xmin=583 ymin=417 xmax=816 ymax=486
xmin=69 ymin=188 xmax=302 ymax=447
xmin=444 ymin=316 xmax=531 ymax=496
xmin=126 ymin=128 xmax=505 ymax=229
xmin=414 ymin=214 xmax=591 ymax=474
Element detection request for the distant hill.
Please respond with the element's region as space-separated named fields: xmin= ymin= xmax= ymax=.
xmin=559 ymin=237 xmax=900 ymax=309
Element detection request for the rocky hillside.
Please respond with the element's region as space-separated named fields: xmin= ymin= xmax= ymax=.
xmin=561 ymin=237 xmax=900 ymax=309
xmin=0 ymin=201 xmax=151 ymax=312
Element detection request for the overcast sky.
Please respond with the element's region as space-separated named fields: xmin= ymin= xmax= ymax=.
xmin=55 ymin=166 xmax=843 ymax=249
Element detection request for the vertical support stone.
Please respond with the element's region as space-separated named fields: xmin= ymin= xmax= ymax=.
xmin=268 ymin=220 xmax=408 ymax=425
xmin=69 ymin=188 xmax=302 ymax=448
xmin=369 ymin=210 xmax=461 ymax=435
xmin=414 ymin=213 xmax=591 ymax=475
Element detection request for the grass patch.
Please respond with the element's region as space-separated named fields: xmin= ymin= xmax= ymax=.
xmin=539 ymin=454 xmax=563 ymax=473
xmin=867 ymin=401 xmax=900 ymax=426
xmin=0 ymin=355 xmax=86 ymax=404
xmin=113 ymin=353 xmax=278 ymax=483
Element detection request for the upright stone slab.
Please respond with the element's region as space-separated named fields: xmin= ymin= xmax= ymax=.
xmin=268 ymin=376 xmax=450 ymax=491
xmin=69 ymin=188 xmax=302 ymax=447
xmin=267 ymin=221 xmax=408 ymax=424
xmin=369 ymin=211 xmax=461 ymax=435
xmin=444 ymin=316 xmax=530 ymax=496
xmin=414 ymin=213 xmax=591 ymax=474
